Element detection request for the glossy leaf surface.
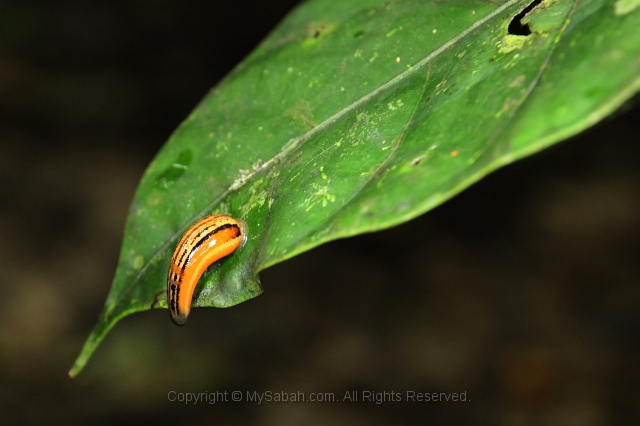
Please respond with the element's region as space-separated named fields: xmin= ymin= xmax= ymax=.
xmin=70 ymin=0 xmax=640 ymax=376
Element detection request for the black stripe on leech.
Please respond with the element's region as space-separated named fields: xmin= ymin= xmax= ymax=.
xmin=170 ymin=284 xmax=178 ymax=314
xmin=175 ymin=222 xmax=218 ymax=269
xmin=175 ymin=224 xmax=214 ymax=268
xmin=176 ymin=243 xmax=194 ymax=271
xmin=179 ymin=225 xmax=226 ymax=271
xmin=190 ymin=223 xmax=240 ymax=253
xmin=191 ymin=223 xmax=216 ymax=241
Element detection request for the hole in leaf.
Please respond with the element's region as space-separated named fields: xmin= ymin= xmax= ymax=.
xmin=508 ymin=0 xmax=542 ymax=36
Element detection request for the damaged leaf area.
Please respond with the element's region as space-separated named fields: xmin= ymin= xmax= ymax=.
xmin=70 ymin=0 xmax=640 ymax=376
xmin=499 ymin=0 xmax=571 ymax=52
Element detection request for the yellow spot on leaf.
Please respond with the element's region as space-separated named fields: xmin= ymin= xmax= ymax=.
xmin=387 ymin=99 xmax=404 ymax=111
xmin=302 ymin=21 xmax=336 ymax=47
xmin=240 ymin=179 xmax=268 ymax=217
xmin=303 ymin=184 xmax=336 ymax=211
xmin=133 ymin=255 xmax=144 ymax=270
xmin=614 ymin=0 xmax=640 ymax=14
xmin=498 ymin=35 xmax=528 ymax=54
xmin=386 ymin=26 xmax=402 ymax=37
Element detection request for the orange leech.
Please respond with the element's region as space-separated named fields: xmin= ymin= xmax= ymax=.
xmin=167 ymin=214 xmax=248 ymax=325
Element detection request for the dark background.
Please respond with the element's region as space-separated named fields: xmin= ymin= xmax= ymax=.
xmin=1 ymin=1 xmax=639 ymax=424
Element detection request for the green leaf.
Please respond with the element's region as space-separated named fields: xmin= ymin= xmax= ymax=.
xmin=69 ymin=0 xmax=640 ymax=377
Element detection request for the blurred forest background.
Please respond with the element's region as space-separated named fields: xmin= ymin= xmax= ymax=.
xmin=1 ymin=0 xmax=639 ymax=424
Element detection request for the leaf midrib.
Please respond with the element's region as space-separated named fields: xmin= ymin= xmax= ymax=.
xmin=263 ymin=0 xmax=580 ymax=266
xmin=114 ymin=0 xmax=524 ymax=315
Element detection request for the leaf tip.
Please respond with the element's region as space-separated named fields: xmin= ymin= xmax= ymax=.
xmin=68 ymin=329 xmax=101 ymax=378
